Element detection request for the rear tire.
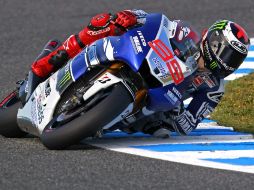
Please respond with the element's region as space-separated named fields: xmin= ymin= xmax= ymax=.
xmin=0 ymin=92 xmax=27 ymax=137
xmin=40 ymin=84 xmax=132 ymax=150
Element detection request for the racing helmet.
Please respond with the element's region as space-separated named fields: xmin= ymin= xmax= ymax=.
xmin=201 ymin=20 xmax=250 ymax=78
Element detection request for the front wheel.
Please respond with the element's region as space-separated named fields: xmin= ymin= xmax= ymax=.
xmin=40 ymin=84 xmax=133 ymax=149
xmin=0 ymin=91 xmax=27 ymax=137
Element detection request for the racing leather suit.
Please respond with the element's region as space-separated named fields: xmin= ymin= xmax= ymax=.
xmin=31 ymin=9 xmax=224 ymax=136
xmin=31 ymin=10 xmax=145 ymax=78
xmin=167 ymin=71 xmax=224 ymax=135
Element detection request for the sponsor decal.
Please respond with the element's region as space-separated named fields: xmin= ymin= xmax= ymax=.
xmin=87 ymin=27 xmax=110 ymax=36
xmin=176 ymin=111 xmax=195 ymax=134
xmin=196 ymin=102 xmax=214 ymax=120
xmin=152 ymin=57 xmax=170 ymax=79
xmin=203 ymin=76 xmax=216 ymax=88
xmin=31 ymin=98 xmax=37 ymax=124
xmin=210 ymin=61 xmax=218 ymax=70
xmin=130 ymin=36 xmax=143 ymax=54
xmin=98 ymin=75 xmax=111 ymax=84
xmin=56 ymin=62 xmax=72 ymax=92
xmin=132 ymin=9 xmax=147 ymax=17
xmin=164 ymin=90 xmax=178 ymax=104
xmin=137 ymin=31 xmax=147 ymax=46
xmin=44 ymin=81 xmax=51 ymax=98
xmin=193 ymin=73 xmax=216 ymax=89
xmin=172 ymin=87 xmax=182 ymax=99
xmin=210 ymin=20 xmax=227 ymax=31
xmin=163 ymin=19 xmax=169 ymax=28
xmin=63 ymin=35 xmax=75 ymax=50
xmin=207 ymin=92 xmax=224 ymax=103
xmin=204 ymin=41 xmax=213 ymax=62
xmin=37 ymin=96 xmax=44 ymax=124
xmin=148 ymin=39 xmax=184 ymax=85
xmin=193 ymin=76 xmax=204 ymax=88
xmin=59 ymin=70 xmax=71 ymax=88
xmin=230 ymin=40 xmax=248 ymax=54
xmin=221 ymin=62 xmax=235 ymax=71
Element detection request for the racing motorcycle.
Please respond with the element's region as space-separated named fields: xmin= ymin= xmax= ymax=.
xmin=0 ymin=14 xmax=198 ymax=149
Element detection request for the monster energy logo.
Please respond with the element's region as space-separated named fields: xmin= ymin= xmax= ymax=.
xmin=210 ymin=20 xmax=227 ymax=31
xmin=210 ymin=61 xmax=218 ymax=69
xmin=59 ymin=70 xmax=71 ymax=88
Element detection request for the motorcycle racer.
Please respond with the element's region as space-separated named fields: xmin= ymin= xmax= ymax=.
xmin=30 ymin=9 xmax=250 ymax=137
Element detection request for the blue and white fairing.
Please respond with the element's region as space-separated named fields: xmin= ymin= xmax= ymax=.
xmin=17 ymin=13 xmax=198 ymax=135
xmin=68 ymin=13 xmax=197 ymax=111
xmin=68 ymin=13 xmax=162 ymax=81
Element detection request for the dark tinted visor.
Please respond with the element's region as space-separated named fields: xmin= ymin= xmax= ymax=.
xmin=209 ymin=32 xmax=245 ymax=71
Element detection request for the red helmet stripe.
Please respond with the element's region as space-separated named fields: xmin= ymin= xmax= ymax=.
xmin=234 ymin=23 xmax=248 ymax=43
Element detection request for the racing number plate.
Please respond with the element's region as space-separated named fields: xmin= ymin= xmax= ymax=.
xmin=148 ymin=39 xmax=184 ymax=85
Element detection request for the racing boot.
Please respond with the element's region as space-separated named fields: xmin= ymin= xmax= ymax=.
xmin=26 ymin=40 xmax=64 ymax=101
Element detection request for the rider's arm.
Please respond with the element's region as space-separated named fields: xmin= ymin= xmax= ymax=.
xmin=78 ymin=9 xmax=147 ymax=47
xmin=31 ymin=9 xmax=147 ymax=78
xmin=168 ymin=73 xmax=225 ymax=135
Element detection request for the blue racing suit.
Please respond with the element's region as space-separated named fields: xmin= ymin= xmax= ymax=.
xmin=167 ymin=71 xmax=224 ymax=135
xmin=119 ymin=10 xmax=225 ymax=135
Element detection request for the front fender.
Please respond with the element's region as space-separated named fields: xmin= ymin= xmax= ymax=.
xmin=83 ymin=72 xmax=135 ymax=101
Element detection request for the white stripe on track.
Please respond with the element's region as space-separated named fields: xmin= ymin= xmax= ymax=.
xmin=247 ymin=51 xmax=254 ymax=57
xmin=239 ymin=61 xmax=254 ymax=69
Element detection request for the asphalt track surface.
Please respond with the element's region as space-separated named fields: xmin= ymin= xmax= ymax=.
xmin=0 ymin=0 xmax=254 ymax=189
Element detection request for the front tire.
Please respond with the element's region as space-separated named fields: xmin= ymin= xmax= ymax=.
xmin=40 ymin=84 xmax=133 ymax=150
xmin=0 ymin=91 xmax=27 ymax=137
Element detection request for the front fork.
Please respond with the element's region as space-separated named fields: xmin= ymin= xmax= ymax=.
xmin=99 ymin=63 xmax=153 ymax=132
xmin=102 ymin=62 xmax=148 ymax=114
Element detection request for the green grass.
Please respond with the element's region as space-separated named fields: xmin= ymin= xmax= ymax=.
xmin=211 ymin=72 xmax=254 ymax=134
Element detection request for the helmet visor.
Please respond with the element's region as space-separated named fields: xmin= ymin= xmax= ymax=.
xmin=209 ymin=32 xmax=246 ymax=72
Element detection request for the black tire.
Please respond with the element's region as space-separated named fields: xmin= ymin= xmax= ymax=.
xmin=40 ymin=84 xmax=132 ymax=150
xmin=0 ymin=92 xmax=27 ymax=137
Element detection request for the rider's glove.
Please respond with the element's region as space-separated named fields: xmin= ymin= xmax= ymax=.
xmin=115 ymin=10 xmax=137 ymax=28
xmin=163 ymin=103 xmax=194 ymax=135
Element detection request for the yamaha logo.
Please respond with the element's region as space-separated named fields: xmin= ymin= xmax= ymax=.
xmin=231 ymin=40 xmax=248 ymax=54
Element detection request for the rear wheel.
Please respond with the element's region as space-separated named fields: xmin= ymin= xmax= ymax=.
xmin=0 ymin=91 xmax=27 ymax=137
xmin=40 ymin=84 xmax=133 ymax=150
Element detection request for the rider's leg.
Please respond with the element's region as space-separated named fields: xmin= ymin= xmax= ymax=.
xmin=118 ymin=110 xmax=173 ymax=138
xmin=26 ymin=40 xmax=62 ymax=101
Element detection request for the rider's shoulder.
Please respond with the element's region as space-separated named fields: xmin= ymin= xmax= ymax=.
xmin=194 ymin=71 xmax=225 ymax=92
